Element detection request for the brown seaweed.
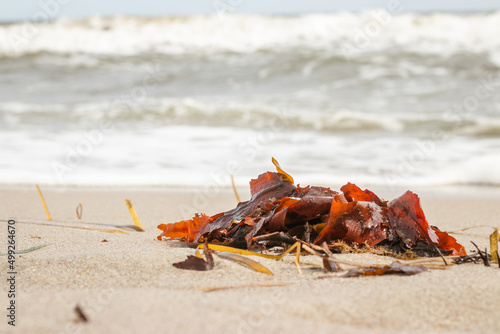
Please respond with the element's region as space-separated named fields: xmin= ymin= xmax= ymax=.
xmin=158 ymin=160 xmax=466 ymax=257
xmin=158 ymin=171 xmax=295 ymax=244
xmin=172 ymin=241 xmax=214 ymax=271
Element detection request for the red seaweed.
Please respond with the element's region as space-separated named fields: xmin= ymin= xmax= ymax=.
xmin=340 ymin=182 xmax=384 ymax=206
xmin=314 ymin=199 xmax=390 ymax=247
xmin=157 ymin=161 xmax=466 ymax=257
xmin=387 ymin=191 xmax=465 ymax=256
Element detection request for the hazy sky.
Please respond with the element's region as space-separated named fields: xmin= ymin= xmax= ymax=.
xmin=2 ymin=0 xmax=500 ymax=22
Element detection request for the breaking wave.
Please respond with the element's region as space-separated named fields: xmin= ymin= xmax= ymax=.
xmin=0 ymin=12 xmax=500 ymax=67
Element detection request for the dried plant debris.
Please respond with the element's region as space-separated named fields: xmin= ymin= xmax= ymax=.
xmin=470 ymin=241 xmax=491 ymax=267
xmin=320 ymin=243 xmax=342 ymax=273
xmin=173 ymin=241 xmax=214 ymax=271
xmin=76 ymin=203 xmax=83 ymax=220
xmin=342 ymin=262 xmax=428 ymax=277
xmin=173 ymin=242 xmax=274 ymax=275
xmin=452 ymin=253 xmax=485 ymax=265
xmin=216 ymin=252 xmax=273 ymax=275
xmin=159 ymin=160 xmax=500 ymax=277
xmin=452 ymin=239 xmax=500 ymax=269
xmin=490 ymin=228 xmax=499 ymax=263
xmin=323 ymin=258 xmax=342 ymax=273
xmin=195 ymin=243 xmax=279 ymax=260
xmin=36 ymin=184 xmax=52 ymax=221
xmin=0 ymin=244 xmax=50 ymax=256
xmin=158 ymin=159 xmax=465 ymax=258
xmin=74 ymin=304 xmax=89 ymax=323
xmin=124 ymin=199 xmax=145 ymax=231
xmin=173 ymin=255 xmax=214 ymax=271
xmin=199 ymin=282 xmax=294 ymax=292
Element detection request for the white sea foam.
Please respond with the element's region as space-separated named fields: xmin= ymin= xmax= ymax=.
xmin=447 ymin=154 xmax=500 ymax=186
xmin=2 ymin=120 xmax=500 ymax=187
xmin=1 ymin=12 xmax=500 ymax=62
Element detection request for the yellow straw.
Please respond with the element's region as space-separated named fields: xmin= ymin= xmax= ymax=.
xmin=490 ymin=228 xmax=499 ymax=263
xmin=36 ymin=184 xmax=52 ymax=221
xmin=230 ymin=175 xmax=241 ymax=202
xmin=125 ymin=199 xmax=144 ymax=231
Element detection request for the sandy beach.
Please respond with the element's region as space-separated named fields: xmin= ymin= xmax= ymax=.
xmin=2 ymin=2 xmax=500 ymax=333
xmin=0 ymin=184 xmax=499 ymax=334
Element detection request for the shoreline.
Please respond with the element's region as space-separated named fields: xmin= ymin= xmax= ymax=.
xmin=2 ymin=181 xmax=500 ymax=197
xmin=1 ymin=186 xmax=499 ymax=333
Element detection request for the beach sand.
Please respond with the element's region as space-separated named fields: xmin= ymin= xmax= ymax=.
xmin=1 ymin=185 xmax=499 ymax=334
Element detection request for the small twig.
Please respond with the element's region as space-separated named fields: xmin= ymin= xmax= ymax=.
xmin=274 ymin=242 xmax=300 ymax=261
xmin=303 ymin=241 xmax=448 ymax=270
xmin=304 ymin=222 xmax=311 ymax=244
xmin=448 ymin=225 xmax=493 ymax=233
xmin=198 ymin=282 xmax=294 ymax=292
xmin=300 ymin=243 xmax=322 ymax=257
xmin=321 ymin=242 xmax=334 ymax=257
xmin=76 ymin=203 xmax=83 ymax=220
xmin=299 ymin=242 xmax=369 ymax=268
xmin=452 ymin=253 xmax=483 ymax=265
xmin=471 ymin=241 xmax=489 ymax=267
xmin=484 ymin=248 xmax=490 ymax=266
xmin=252 ymin=232 xmax=296 ymax=245
xmin=230 ymin=175 xmax=241 ymax=203
xmin=294 ymin=242 xmax=302 ymax=274
xmin=433 ymin=245 xmax=448 ymax=266
xmin=400 ymin=256 xmax=457 ymax=265
xmin=74 ymin=304 xmax=89 ymax=323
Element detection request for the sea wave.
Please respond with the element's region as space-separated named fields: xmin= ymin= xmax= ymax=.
xmin=2 ymin=12 xmax=500 ymax=188
xmin=1 ymin=12 xmax=500 ymax=65
xmin=2 ymin=99 xmax=500 ymax=137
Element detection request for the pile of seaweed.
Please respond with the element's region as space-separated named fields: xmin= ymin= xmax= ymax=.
xmin=158 ymin=159 xmax=466 ymax=258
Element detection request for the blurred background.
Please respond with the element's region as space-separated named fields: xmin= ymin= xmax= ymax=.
xmin=1 ymin=0 xmax=500 ymax=187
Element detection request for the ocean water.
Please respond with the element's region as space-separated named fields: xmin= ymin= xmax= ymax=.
xmin=1 ymin=12 xmax=500 ymax=187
